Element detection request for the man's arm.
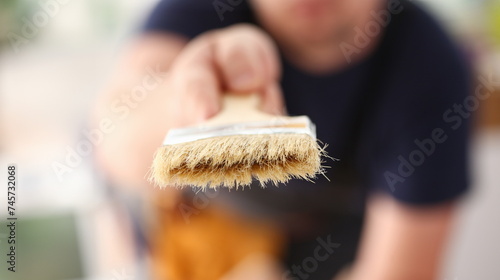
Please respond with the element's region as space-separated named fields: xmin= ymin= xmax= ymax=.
xmin=347 ymin=195 xmax=457 ymax=280
xmin=93 ymin=25 xmax=284 ymax=190
xmin=92 ymin=33 xmax=188 ymax=189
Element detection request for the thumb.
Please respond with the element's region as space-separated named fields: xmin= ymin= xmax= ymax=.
xmin=214 ymin=26 xmax=281 ymax=93
xmin=216 ymin=39 xmax=266 ymax=92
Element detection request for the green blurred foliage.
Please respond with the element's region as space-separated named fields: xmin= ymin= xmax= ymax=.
xmin=0 ymin=214 xmax=84 ymax=280
xmin=0 ymin=0 xmax=35 ymax=46
xmin=486 ymin=0 xmax=500 ymax=47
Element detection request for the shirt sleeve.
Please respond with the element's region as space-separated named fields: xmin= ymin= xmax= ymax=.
xmin=143 ymin=0 xmax=254 ymax=39
xmin=360 ymin=3 xmax=473 ymax=205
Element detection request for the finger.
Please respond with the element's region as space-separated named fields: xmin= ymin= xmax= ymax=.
xmin=250 ymin=27 xmax=281 ymax=82
xmin=259 ymin=82 xmax=287 ymax=116
xmin=170 ymin=34 xmax=222 ymax=124
xmin=215 ymin=26 xmax=281 ymax=92
xmin=178 ymin=65 xmax=221 ymax=122
xmin=215 ymin=35 xmax=263 ymax=92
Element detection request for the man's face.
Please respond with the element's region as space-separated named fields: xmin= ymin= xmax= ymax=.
xmin=251 ymin=0 xmax=384 ymax=45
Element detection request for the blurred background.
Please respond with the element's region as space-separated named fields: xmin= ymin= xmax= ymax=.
xmin=0 ymin=0 xmax=499 ymax=279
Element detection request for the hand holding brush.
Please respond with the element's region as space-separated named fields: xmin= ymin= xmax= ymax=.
xmin=149 ymin=25 xmax=327 ymax=189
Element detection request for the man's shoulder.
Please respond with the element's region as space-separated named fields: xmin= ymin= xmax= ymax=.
xmin=386 ymin=1 xmax=468 ymax=72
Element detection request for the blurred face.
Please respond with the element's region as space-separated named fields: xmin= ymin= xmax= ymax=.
xmin=251 ymin=0 xmax=385 ymax=46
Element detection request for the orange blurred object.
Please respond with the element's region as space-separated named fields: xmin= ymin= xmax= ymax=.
xmin=149 ymin=197 xmax=285 ymax=280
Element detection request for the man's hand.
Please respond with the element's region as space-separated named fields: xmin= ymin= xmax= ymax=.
xmin=94 ymin=24 xmax=284 ymax=188
xmin=166 ymin=24 xmax=285 ymax=128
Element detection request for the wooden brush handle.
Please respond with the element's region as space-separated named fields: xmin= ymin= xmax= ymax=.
xmin=203 ymin=94 xmax=276 ymax=126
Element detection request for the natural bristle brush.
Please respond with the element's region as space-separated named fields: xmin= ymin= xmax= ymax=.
xmin=150 ymin=94 xmax=327 ymax=189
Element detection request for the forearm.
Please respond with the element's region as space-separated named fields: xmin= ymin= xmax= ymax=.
xmin=349 ymin=195 xmax=457 ymax=280
xmin=92 ymin=33 xmax=187 ymax=188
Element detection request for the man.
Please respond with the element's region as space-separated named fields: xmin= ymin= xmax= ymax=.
xmin=94 ymin=0 xmax=471 ymax=279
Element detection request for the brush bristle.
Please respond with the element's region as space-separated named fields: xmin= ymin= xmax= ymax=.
xmin=149 ymin=134 xmax=326 ymax=189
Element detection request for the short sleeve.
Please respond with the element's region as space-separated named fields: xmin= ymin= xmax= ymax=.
xmin=143 ymin=0 xmax=254 ymax=39
xmin=359 ymin=3 xmax=473 ymax=205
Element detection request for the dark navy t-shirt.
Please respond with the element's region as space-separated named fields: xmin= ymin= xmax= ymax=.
xmin=144 ymin=0 xmax=471 ymax=278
